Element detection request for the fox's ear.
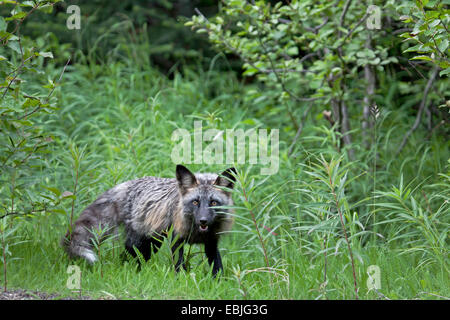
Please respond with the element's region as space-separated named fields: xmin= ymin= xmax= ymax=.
xmin=176 ymin=165 xmax=197 ymax=190
xmin=214 ymin=167 xmax=237 ymax=190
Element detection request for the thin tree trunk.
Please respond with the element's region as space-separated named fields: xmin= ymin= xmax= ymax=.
xmin=330 ymin=97 xmax=341 ymax=127
xmin=329 ymin=97 xmax=342 ymax=153
xmin=396 ymin=67 xmax=438 ymax=154
xmin=340 ymin=100 xmax=355 ymax=161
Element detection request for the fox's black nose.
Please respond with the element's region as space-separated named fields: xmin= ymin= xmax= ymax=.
xmin=200 ymin=218 xmax=207 ymax=225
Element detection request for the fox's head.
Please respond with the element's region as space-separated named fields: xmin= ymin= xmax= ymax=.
xmin=176 ymin=165 xmax=236 ymax=235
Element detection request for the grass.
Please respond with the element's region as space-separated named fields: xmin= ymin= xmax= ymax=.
xmin=1 ymin=45 xmax=448 ymax=299
xmin=4 ymin=231 xmax=448 ymax=299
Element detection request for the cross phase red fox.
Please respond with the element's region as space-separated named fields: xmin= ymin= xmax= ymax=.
xmin=62 ymin=165 xmax=236 ymax=276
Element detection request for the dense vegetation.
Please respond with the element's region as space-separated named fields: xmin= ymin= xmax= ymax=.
xmin=0 ymin=0 xmax=448 ymax=299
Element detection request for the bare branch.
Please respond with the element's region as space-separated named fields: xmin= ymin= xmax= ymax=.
xmin=304 ymin=17 xmax=329 ymax=34
xmin=298 ymin=52 xmax=318 ymax=64
xmin=17 ymin=57 xmax=71 ymax=120
xmin=396 ymin=67 xmax=439 ymax=155
xmin=339 ymin=0 xmax=353 ymax=31
xmin=0 ymin=208 xmax=46 ymax=220
xmin=425 ymin=119 xmax=446 ymax=140
xmin=338 ymin=12 xmax=370 ymax=50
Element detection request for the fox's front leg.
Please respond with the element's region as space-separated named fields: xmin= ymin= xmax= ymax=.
xmin=171 ymin=237 xmax=187 ymax=272
xmin=205 ymin=238 xmax=223 ymax=277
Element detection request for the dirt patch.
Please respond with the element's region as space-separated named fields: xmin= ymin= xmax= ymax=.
xmin=0 ymin=287 xmax=92 ymax=300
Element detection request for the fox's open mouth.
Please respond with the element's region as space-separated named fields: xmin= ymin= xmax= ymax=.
xmin=199 ymin=224 xmax=208 ymax=232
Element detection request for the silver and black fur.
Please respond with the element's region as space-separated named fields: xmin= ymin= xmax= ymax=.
xmin=62 ymin=165 xmax=236 ymax=276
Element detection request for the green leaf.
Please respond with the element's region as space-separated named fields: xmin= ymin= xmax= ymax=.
xmin=286 ymin=46 xmax=298 ymax=56
xmin=369 ymin=57 xmax=381 ymax=65
xmin=438 ymin=39 xmax=448 ymax=53
xmin=38 ymin=4 xmax=54 ymax=14
xmin=0 ymin=17 xmax=6 ymax=31
xmin=0 ymin=31 xmax=16 ymax=41
xmin=242 ymin=67 xmax=258 ymax=76
xmin=61 ymin=191 xmax=75 ymax=199
xmin=439 ymin=68 xmax=450 ymax=77
xmin=429 ymin=19 xmax=440 ymax=28
xmin=42 ymin=186 xmax=61 ymax=197
xmin=38 ymin=51 xmax=54 ymax=59
xmin=404 ymin=44 xmax=422 ymax=53
xmin=7 ymin=41 xmax=21 ymax=54
xmin=5 ymin=11 xmax=27 ymax=21
xmin=51 ymin=208 xmax=67 ymax=215
xmin=20 ymin=1 xmax=35 ymax=7
xmin=411 ymin=55 xmax=433 ymax=61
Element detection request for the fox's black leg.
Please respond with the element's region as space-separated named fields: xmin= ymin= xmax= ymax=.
xmin=171 ymin=237 xmax=186 ymax=272
xmin=125 ymin=233 xmax=162 ymax=261
xmin=205 ymin=238 xmax=223 ymax=277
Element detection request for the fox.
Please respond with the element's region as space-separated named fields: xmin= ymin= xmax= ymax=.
xmin=62 ymin=165 xmax=236 ymax=277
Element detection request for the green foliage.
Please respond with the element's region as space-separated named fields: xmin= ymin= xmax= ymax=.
xmin=0 ymin=0 xmax=64 ymax=219
xmin=187 ymin=0 xmax=399 ymax=102
xmin=0 ymin=0 xmax=63 ymax=292
xmin=398 ymin=0 xmax=450 ymax=76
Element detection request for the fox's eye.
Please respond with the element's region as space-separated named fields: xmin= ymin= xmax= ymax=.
xmin=192 ymin=200 xmax=199 ymax=206
xmin=210 ymin=200 xmax=218 ymax=206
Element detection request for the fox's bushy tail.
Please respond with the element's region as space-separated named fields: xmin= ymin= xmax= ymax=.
xmin=61 ymin=228 xmax=98 ymax=264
